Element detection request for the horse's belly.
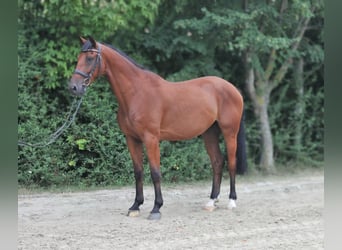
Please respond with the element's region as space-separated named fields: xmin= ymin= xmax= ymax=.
xmin=160 ymin=127 xmax=207 ymax=141
xmin=159 ymin=94 xmax=218 ymax=140
xmin=160 ymin=114 xmax=216 ymax=141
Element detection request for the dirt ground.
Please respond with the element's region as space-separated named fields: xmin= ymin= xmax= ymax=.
xmin=18 ymin=169 xmax=324 ymax=250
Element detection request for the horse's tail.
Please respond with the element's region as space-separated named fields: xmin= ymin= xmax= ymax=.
xmin=236 ymin=110 xmax=247 ymax=175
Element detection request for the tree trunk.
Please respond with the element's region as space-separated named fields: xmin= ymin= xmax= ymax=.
xmin=293 ymin=58 xmax=304 ymax=158
xmin=245 ymin=63 xmax=276 ymax=173
xmin=242 ymin=2 xmax=314 ymax=172
xmin=259 ymin=102 xmax=275 ymax=172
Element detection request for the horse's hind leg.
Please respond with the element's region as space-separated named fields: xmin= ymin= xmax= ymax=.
xmin=202 ymin=123 xmax=224 ymax=211
xmin=220 ymin=126 xmax=239 ymax=209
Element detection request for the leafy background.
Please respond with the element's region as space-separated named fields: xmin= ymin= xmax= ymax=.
xmin=18 ymin=0 xmax=323 ymax=188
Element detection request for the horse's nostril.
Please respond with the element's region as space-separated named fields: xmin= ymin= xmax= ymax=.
xmin=72 ymin=85 xmax=77 ymax=91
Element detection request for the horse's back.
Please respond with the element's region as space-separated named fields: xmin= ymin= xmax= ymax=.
xmin=170 ymin=76 xmax=241 ymax=98
xmin=167 ymin=76 xmax=243 ymax=113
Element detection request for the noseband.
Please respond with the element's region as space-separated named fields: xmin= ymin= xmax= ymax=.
xmin=73 ymin=45 xmax=102 ymax=87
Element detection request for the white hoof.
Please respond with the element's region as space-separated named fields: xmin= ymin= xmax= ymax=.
xmin=228 ymin=199 xmax=236 ymax=209
xmin=127 ymin=210 xmax=140 ymax=217
xmin=204 ymin=199 xmax=218 ymax=211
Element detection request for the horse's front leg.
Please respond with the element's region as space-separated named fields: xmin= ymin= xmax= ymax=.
xmin=144 ymin=133 xmax=163 ymax=220
xmin=126 ymin=136 xmax=144 ymax=217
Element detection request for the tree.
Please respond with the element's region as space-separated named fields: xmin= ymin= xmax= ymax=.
xmin=240 ymin=0 xmax=324 ymax=172
xmin=18 ymin=0 xmax=324 ymax=187
xmin=18 ymin=0 xmax=162 ymax=187
xmin=133 ymin=0 xmax=323 ymax=172
xmin=18 ymin=0 xmax=161 ymax=89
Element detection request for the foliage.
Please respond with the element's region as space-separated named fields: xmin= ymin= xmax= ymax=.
xmin=18 ymin=0 xmax=324 ymax=188
xmin=18 ymin=77 xmax=216 ymax=187
xmin=167 ymin=0 xmax=324 ymax=171
xmin=18 ymin=0 xmax=160 ymax=89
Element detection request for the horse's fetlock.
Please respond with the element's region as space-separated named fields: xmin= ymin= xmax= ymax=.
xmin=229 ymin=193 xmax=237 ymax=200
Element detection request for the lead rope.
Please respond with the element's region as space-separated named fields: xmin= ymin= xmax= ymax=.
xmin=18 ymin=96 xmax=84 ymax=148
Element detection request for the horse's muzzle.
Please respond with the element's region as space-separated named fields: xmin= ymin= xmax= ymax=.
xmin=69 ymin=81 xmax=87 ymax=96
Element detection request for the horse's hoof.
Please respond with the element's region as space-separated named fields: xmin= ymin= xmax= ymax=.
xmin=228 ymin=199 xmax=236 ymax=209
xmin=148 ymin=212 xmax=161 ymax=220
xmin=127 ymin=210 xmax=140 ymax=217
xmin=203 ymin=199 xmax=218 ymax=211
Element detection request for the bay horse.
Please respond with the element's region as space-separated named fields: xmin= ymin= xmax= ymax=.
xmin=69 ymin=36 xmax=247 ymax=220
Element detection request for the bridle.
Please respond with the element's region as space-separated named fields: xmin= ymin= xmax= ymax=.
xmin=73 ymin=44 xmax=102 ymax=87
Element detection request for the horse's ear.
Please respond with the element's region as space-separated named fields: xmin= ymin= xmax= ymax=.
xmin=88 ymin=36 xmax=97 ymax=49
xmin=79 ymin=36 xmax=87 ymax=45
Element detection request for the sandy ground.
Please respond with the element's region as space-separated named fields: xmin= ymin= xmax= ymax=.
xmin=18 ymin=170 xmax=324 ymax=250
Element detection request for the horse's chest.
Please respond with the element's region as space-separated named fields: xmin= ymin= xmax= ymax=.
xmin=117 ymin=109 xmax=147 ymax=138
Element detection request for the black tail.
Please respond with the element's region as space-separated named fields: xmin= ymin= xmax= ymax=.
xmin=236 ymin=111 xmax=247 ymax=175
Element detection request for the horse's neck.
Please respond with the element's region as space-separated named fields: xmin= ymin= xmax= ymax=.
xmin=102 ymin=46 xmax=166 ymax=111
xmin=103 ymin=47 xmax=146 ymax=109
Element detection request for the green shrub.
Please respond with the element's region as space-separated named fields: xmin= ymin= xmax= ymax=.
xmin=18 ymin=78 xmax=219 ymax=188
xmin=18 ymin=0 xmax=323 ymax=188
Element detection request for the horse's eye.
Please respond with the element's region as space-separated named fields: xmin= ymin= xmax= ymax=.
xmin=86 ymin=56 xmax=93 ymax=64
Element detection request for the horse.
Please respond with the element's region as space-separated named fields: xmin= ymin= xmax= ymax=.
xmin=69 ymin=36 xmax=247 ymax=220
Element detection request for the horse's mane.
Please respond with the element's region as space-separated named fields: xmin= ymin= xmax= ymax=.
xmin=104 ymin=43 xmax=146 ymax=70
xmin=82 ymin=39 xmax=149 ymax=72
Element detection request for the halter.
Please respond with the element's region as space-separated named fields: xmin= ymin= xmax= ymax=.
xmin=73 ymin=44 xmax=102 ymax=87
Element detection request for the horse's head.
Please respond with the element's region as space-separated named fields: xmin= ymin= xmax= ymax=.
xmin=69 ymin=36 xmax=103 ymax=96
